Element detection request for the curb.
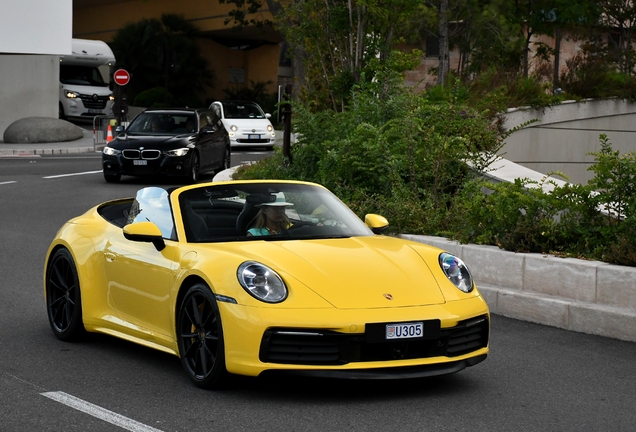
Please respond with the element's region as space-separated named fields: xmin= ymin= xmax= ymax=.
xmin=0 ymin=146 xmax=102 ymax=156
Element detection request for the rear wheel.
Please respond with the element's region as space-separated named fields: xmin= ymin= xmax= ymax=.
xmin=104 ymin=171 xmax=121 ymax=183
xmin=45 ymin=248 xmax=85 ymax=341
xmin=177 ymin=283 xmax=227 ymax=389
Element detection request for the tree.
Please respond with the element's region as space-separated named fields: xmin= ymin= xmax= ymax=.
xmin=597 ymin=0 xmax=636 ymax=74
xmin=109 ymin=14 xmax=213 ymax=107
xmin=220 ymin=0 xmax=426 ymax=110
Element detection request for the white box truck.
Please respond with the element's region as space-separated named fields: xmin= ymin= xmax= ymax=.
xmin=59 ymin=38 xmax=116 ymax=120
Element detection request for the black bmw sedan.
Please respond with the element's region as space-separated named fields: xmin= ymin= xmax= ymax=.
xmin=102 ymin=108 xmax=231 ymax=183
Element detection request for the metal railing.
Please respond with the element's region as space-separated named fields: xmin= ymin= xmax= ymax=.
xmin=92 ymin=115 xmax=130 ymax=149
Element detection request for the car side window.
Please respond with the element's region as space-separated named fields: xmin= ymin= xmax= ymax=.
xmin=199 ymin=113 xmax=209 ymax=129
xmin=127 ymin=187 xmax=176 ymax=240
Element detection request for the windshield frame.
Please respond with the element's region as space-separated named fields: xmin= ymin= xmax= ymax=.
xmin=176 ymin=182 xmax=374 ymax=243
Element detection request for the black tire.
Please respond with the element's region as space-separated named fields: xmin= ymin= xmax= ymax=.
xmin=45 ymin=248 xmax=85 ymax=341
xmin=58 ymin=103 xmax=66 ymax=120
xmin=177 ymin=283 xmax=227 ymax=389
xmin=104 ymin=171 xmax=121 ymax=183
xmin=188 ymin=152 xmax=200 ymax=183
xmin=216 ymin=146 xmax=231 ymax=174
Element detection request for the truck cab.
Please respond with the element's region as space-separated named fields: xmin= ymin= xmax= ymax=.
xmin=59 ymin=39 xmax=116 ymax=121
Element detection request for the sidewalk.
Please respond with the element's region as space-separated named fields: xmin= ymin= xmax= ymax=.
xmin=0 ymin=128 xmax=101 ymax=156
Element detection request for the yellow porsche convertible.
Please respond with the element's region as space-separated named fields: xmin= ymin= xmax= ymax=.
xmin=44 ymin=180 xmax=489 ymax=388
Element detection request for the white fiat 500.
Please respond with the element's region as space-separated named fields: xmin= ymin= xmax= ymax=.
xmin=210 ymin=100 xmax=276 ymax=149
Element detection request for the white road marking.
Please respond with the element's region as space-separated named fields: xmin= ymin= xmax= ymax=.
xmin=43 ymin=170 xmax=102 ymax=179
xmin=41 ymin=391 xmax=165 ymax=432
xmin=0 ymin=181 xmax=17 ymax=185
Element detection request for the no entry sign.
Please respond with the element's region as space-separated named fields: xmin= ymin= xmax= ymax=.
xmin=113 ymin=69 xmax=130 ymax=86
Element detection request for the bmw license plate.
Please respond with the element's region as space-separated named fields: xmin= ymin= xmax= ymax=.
xmin=248 ymin=134 xmax=261 ymax=139
xmin=133 ymin=160 xmax=147 ymax=166
xmin=386 ymin=322 xmax=423 ymax=340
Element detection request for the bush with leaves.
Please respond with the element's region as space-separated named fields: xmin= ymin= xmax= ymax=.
xmin=234 ymin=56 xmax=507 ymax=235
xmin=449 ymin=135 xmax=636 ymax=266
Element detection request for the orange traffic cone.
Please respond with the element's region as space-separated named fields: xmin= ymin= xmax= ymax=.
xmin=106 ymin=124 xmax=113 ymax=142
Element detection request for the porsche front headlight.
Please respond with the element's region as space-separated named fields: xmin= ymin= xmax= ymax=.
xmin=439 ymin=252 xmax=474 ymax=293
xmin=237 ymin=261 xmax=288 ymax=303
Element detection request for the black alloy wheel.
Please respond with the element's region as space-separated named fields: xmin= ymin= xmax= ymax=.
xmin=187 ymin=151 xmax=200 ymax=183
xmin=103 ymin=171 xmax=121 ymax=183
xmin=177 ymin=283 xmax=227 ymax=388
xmin=46 ymin=248 xmax=85 ymax=341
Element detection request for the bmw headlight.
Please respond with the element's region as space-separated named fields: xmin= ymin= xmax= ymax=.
xmin=165 ymin=148 xmax=190 ymax=157
xmin=102 ymin=146 xmax=120 ymax=156
xmin=237 ymin=261 xmax=287 ymax=303
xmin=439 ymin=253 xmax=474 ymax=293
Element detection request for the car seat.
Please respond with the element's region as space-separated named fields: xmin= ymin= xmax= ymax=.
xmin=184 ymin=204 xmax=208 ymax=242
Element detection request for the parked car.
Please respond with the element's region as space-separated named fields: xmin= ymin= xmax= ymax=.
xmin=102 ymin=108 xmax=231 ymax=183
xmin=210 ymin=100 xmax=276 ymax=149
xmin=44 ymin=179 xmax=490 ymax=389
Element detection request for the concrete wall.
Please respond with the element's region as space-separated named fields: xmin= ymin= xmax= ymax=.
xmin=0 ymin=55 xmax=60 ymax=138
xmin=403 ymin=235 xmax=636 ymax=343
xmin=501 ymin=99 xmax=636 ymax=185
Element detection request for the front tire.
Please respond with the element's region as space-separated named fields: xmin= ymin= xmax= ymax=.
xmin=187 ymin=152 xmax=200 ymax=183
xmin=177 ymin=283 xmax=227 ymax=388
xmin=45 ymin=248 xmax=85 ymax=341
xmin=217 ymin=146 xmax=231 ymax=174
xmin=104 ymin=171 xmax=121 ymax=183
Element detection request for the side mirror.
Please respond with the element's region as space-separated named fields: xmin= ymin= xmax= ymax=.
xmin=115 ymin=125 xmax=124 ymax=133
xmin=123 ymin=221 xmax=166 ymax=251
xmin=364 ymin=214 xmax=389 ymax=234
xmin=265 ymin=113 xmax=272 ymax=119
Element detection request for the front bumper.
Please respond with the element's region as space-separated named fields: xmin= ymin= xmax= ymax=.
xmin=230 ymin=135 xmax=275 ymax=147
xmin=102 ymin=152 xmax=192 ymax=177
xmin=218 ymin=295 xmax=490 ymax=378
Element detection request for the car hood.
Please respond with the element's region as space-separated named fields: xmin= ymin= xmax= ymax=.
xmin=110 ymin=134 xmax=191 ymax=149
xmin=60 ymin=83 xmax=111 ymax=95
xmin=222 ymin=236 xmax=447 ymax=309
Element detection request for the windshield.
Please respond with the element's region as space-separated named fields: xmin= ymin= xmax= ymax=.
xmin=178 ymin=182 xmax=373 ymax=243
xmin=221 ymin=102 xmax=266 ymax=119
xmin=127 ymin=112 xmax=197 ymax=135
xmin=60 ymin=65 xmax=108 ymax=87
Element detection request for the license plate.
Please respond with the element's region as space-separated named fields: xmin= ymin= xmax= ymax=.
xmin=248 ymin=134 xmax=261 ymax=139
xmin=133 ymin=160 xmax=147 ymax=166
xmin=88 ymin=109 xmax=103 ymax=114
xmin=385 ymin=322 xmax=423 ymax=340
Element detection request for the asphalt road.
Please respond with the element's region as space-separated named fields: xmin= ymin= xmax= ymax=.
xmin=1 ymin=153 xmax=635 ymax=432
